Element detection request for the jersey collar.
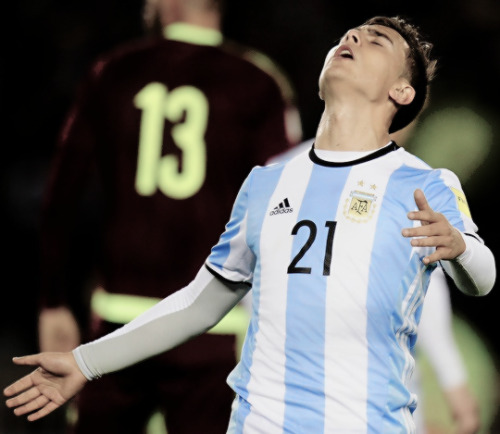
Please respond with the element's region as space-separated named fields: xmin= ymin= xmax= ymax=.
xmin=163 ymin=23 xmax=223 ymax=46
xmin=309 ymin=141 xmax=400 ymax=167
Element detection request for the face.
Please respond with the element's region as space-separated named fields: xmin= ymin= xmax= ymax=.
xmin=319 ymin=24 xmax=411 ymax=102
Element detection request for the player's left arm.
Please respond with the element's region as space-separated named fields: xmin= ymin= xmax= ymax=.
xmin=402 ymin=188 xmax=495 ymax=297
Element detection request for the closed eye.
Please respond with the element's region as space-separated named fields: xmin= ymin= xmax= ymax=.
xmin=366 ymin=27 xmax=393 ymax=46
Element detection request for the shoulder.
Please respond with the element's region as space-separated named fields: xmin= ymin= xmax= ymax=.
xmin=247 ymin=148 xmax=311 ymax=188
xmin=219 ymin=39 xmax=296 ymax=102
xmin=401 ymin=149 xmax=463 ymax=191
xmin=88 ymin=37 xmax=162 ymax=80
xmin=394 ymin=146 xmax=432 ymax=170
xmin=266 ymin=139 xmax=313 ymax=165
xmin=244 ymin=162 xmax=288 ymax=187
xmin=417 ymin=164 xmax=462 ymax=192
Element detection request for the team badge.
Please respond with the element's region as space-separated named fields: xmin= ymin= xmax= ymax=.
xmin=344 ymin=185 xmax=377 ymax=223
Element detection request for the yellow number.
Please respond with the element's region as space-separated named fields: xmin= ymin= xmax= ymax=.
xmin=134 ymin=82 xmax=209 ymax=199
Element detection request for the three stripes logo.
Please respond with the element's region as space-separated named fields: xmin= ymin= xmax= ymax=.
xmin=269 ymin=198 xmax=293 ymax=216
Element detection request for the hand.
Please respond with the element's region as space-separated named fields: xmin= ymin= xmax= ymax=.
xmin=3 ymin=352 xmax=88 ymax=421
xmin=445 ymin=384 xmax=481 ymax=434
xmin=38 ymin=307 xmax=81 ymax=352
xmin=402 ymin=189 xmax=466 ymax=265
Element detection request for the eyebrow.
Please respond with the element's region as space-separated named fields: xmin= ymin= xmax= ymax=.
xmin=365 ymin=27 xmax=394 ymax=45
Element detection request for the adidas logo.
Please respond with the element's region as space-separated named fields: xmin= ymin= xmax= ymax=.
xmin=269 ymin=198 xmax=293 ymax=216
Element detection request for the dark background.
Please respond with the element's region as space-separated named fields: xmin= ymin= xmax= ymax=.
xmin=2 ymin=0 xmax=499 ymax=432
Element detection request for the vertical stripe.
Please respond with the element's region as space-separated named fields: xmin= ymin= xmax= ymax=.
xmin=365 ymin=165 xmax=409 ymax=433
xmin=244 ymin=156 xmax=313 ymax=431
xmin=323 ymin=163 xmax=386 ymax=431
xmin=209 ymin=175 xmax=252 ymax=274
xmin=226 ymin=165 xmax=285 ymax=432
xmin=397 ymin=256 xmax=424 ymax=434
xmin=365 ymin=163 xmax=423 ymax=433
xmin=283 ymin=164 xmax=351 ymax=433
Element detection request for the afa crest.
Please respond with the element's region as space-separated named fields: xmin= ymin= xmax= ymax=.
xmin=344 ymin=189 xmax=377 ymax=223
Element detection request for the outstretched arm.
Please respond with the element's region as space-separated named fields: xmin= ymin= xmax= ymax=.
xmin=74 ymin=266 xmax=249 ymax=380
xmin=402 ymin=189 xmax=495 ymax=296
xmin=4 ymin=266 xmax=250 ymax=419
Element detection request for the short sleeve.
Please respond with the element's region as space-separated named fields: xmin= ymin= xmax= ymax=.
xmin=423 ymin=168 xmax=480 ymax=238
xmin=206 ymin=172 xmax=256 ymax=284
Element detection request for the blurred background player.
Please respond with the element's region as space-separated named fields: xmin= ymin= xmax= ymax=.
xmin=412 ymin=267 xmax=480 ymax=434
xmin=36 ymin=0 xmax=301 ymax=433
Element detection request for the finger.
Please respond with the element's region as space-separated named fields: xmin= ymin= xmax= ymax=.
xmin=422 ymin=251 xmax=446 ymax=265
xmin=402 ymin=224 xmax=440 ymax=238
xmin=410 ymin=237 xmax=453 ymax=252
xmin=406 ymin=210 xmax=436 ymax=224
xmin=4 ymin=372 xmax=37 ymax=397
xmin=26 ymin=400 xmax=60 ymax=422
xmin=424 ymin=245 xmax=456 ymax=263
xmin=413 ymin=189 xmax=431 ymax=212
xmin=12 ymin=354 xmax=42 ymax=367
xmin=13 ymin=395 xmax=49 ymax=417
xmin=5 ymin=386 xmax=41 ymax=408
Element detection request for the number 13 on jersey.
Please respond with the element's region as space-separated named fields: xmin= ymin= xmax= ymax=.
xmin=134 ymin=82 xmax=209 ymax=199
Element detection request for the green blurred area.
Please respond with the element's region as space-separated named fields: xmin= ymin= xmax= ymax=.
xmin=417 ymin=315 xmax=499 ymax=433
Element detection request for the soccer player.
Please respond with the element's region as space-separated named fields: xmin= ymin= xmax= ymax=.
xmin=33 ymin=0 xmax=301 ymax=433
xmin=4 ymin=15 xmax=495 ymax=434
xmin=269 ymin=140 xmax=482 ymax=434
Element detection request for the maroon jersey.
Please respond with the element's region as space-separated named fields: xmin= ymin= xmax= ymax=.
xmin=41 ymin=30 xmax=300 ymax=306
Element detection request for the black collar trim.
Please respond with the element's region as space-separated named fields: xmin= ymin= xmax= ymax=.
xmin=308 ymin=141 xmax=400 ymax=167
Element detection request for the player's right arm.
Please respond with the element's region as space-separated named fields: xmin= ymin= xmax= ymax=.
xmin=73 ymin=266 xmax=250 ymax=379
xmin=7 ymin=168 xmax=255 ymax=420
xmin=4 ymin=267 xmax=249 ymax=420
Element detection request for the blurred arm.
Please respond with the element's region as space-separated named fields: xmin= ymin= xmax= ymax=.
xmin=38 ymin=306 xmax=81 ymax=352
xmin=418 ymin=267 xmax=480 ymax=434
xmin=418 ymin=267 xmax=467 ymax=388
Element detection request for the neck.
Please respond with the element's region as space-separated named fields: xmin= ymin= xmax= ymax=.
xmin=161 ymin=3 xmax=220 ymax=30
xmin=314 ymin=95 xmax=392 ymax=152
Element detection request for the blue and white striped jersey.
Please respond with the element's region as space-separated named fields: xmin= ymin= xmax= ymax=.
xmin=206 ymin=142 xmax=479 ymax=434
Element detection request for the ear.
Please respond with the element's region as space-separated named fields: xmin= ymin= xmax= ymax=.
xmin=389 ymin=79 xmax=415 ymax=106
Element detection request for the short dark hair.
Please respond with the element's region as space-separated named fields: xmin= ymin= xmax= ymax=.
xmin=362 ymin=16 xmax=437 ymax=133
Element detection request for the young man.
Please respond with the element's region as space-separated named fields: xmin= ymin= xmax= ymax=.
xmin=4 ymin=15 xmax=495 ymax=434
xmin=268 ymin=139 xmax=482 ymax=434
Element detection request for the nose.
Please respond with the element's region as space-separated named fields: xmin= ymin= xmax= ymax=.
xmin=343 ymin=29 xmax=360 ymax=45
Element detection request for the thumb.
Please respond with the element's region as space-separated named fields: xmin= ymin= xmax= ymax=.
xmin=12 ymin=354 xmax=42 ymax=367
xmin=413 ymin=189 xmax=430 ymax=211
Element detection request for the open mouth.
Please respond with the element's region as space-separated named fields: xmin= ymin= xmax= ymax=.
xmin=335 ymin=45 xmax=354 ymax=60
